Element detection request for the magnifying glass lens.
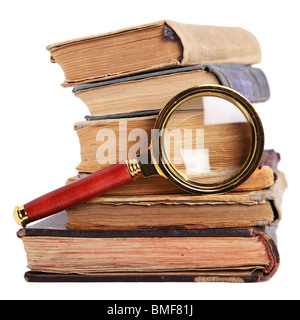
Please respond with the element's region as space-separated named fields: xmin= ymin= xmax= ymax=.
xmin=162 ymin=94 xmax=252 ymax=185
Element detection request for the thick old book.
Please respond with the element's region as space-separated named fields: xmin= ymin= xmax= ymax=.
xmin=68 ymin=166 xmax=276 ymax=196
xmin=71 ymin=132 xmax=275 ymax=195
xmin=66 ymin=171 xmax=286 ymax=230
xmin=73 ymin=64 xmax=270 ymax=116
xmin=18 ymin=212 xmax=280 ymax=283
xmin=73 ymin=64 xmax=269 ymax=116
xmin=68 ymin=148 xmax=279 ymax=195
xmin=73 ymin=108 xmax=275 ymax=175
xmin=47 ymin=21 xmax=262 ymax=87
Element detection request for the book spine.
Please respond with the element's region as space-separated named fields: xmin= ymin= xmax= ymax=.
xmin=204 ymin=64 xmax=270 ymax=103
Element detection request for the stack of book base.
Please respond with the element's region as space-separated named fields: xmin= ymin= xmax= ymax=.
xmin=19 ymin=212 xmax=280 ymax=283
xmin=19 ymin=169 xmax=286 ymax=282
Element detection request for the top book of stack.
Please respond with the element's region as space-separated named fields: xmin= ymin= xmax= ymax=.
xmin=47 ymin=20 xmax=262 ymax=87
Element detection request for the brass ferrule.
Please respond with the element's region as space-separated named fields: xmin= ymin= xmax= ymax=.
xmin=14 ymin=205 xmax=29 ymax=227
xmin=125 ymin=159 xmax=143 ymax=180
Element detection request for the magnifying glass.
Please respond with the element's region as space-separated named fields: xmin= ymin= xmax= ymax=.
xmin=14 ymin=85 xmax=264 ymax=227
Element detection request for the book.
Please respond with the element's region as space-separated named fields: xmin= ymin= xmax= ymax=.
xmin=18 ymin=212 xmax=280 ymax=283
xmin=65 ymin=171 xmax=286 ymax=230
xmin=67 ymin=166 xmax=276 ymax=196
xmin=46 ymin=21 xmax=262 ymax=87
xmin=73 ymin=64 xmax=270 ymax=116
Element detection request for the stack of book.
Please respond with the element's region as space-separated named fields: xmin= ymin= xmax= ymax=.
xmin=18 ymin=21 xmax=287 ymax=283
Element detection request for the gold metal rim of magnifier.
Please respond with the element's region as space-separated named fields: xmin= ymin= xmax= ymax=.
xmin=151 ymin=84 xmax=264 ymax=194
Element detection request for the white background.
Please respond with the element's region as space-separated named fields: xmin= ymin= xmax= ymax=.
xmin=1 ymin=0 xmax=299 ymax=300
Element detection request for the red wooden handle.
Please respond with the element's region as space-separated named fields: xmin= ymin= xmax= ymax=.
xmin=24 ymin=163 xmax=133 ymax=223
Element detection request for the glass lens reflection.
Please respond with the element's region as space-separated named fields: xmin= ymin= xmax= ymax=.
xmin=162 ymin=95 xmax=252 ymax=184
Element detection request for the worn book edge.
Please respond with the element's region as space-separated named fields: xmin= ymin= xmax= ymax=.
xmin=66 ymin=171 xmax=286 ymax=227
xmin=47 ymin=20 xmax=261 ymax=65
xmin=17 ymin=218 xmax=279 ymax=283
xmin=73 ymin=64 xmax=270 ymax=104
